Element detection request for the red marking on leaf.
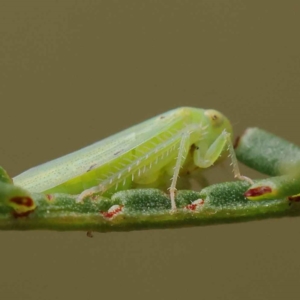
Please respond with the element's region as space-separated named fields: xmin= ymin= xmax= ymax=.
xmin=46 ymin=194 xmax=54 ymax=201
xmin=184 ymin=199 xmax=204 ymax=211
xmin=10 ymin=196 xmax=34 ymax=207
xmin=244 ymin=186 xmax=272 ymax=197
xmin=100 ymin=205 xmax=124 ymax=219
xmin=185 ymin=203 xmax=197 ymax=211
xmin=288 ymin=195 xmax=300 ymax=202
xmin=9 ymin=196 xmax=36 ymax=218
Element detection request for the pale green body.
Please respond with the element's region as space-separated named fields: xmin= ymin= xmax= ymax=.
xmin=13 ymin=107 xmax=238 ymax=208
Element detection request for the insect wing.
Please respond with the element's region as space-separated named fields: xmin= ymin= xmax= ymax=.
xmin=13 ymin=108 xmax=188 ymax=193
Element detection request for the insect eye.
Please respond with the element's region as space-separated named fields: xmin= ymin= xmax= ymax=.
xmin=205 ymin=109 xmax=224 ymax=127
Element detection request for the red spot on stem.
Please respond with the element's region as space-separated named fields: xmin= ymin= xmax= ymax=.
xmin=10 ymin=196 xmax=34 ymax=207
xmin=185 ymin=203 xmax=198 ymax=211
xmin=288 ymin=195 xmax=300 ymax=202
xmin=100 ymin=205 xmax=124 ymax=219
xmin=46 ymin=194 xmax=54 ymax=201
xmin=184 ymin=199 xmax=204 ymax=211
xmin=244 ymin=186 xmax=272 ymax=197
xmin=9 ymin=196 xmax=36 ymax=218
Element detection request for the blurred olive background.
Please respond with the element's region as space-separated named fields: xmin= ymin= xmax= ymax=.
xmin=1 ymin=1 xmax=300 ymax=299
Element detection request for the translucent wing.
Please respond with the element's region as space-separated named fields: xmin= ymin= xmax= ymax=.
xmin=13 ymin=108 xmax=192 ymax=192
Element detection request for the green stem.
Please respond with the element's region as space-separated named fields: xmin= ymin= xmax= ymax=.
xmin=236 ymin=127 xmax=300 ymax=200
xmin=235 ymin=127 xmax=300 ymax=176
xmin=0 ymin=180 xmax=298 ymax=232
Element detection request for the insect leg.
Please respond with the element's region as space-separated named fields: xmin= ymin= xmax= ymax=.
xmin=168 ymin=130 xmax=191 ymax=211
xmin=193 ymin=130 xmax=253 ymax=184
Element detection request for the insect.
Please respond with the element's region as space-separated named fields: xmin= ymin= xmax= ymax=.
xmin=12 ymin=107 xmax=251 ymax=211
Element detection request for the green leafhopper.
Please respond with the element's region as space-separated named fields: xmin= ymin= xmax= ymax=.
xmin=13 ymin=107 xmax=251 ymax=210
